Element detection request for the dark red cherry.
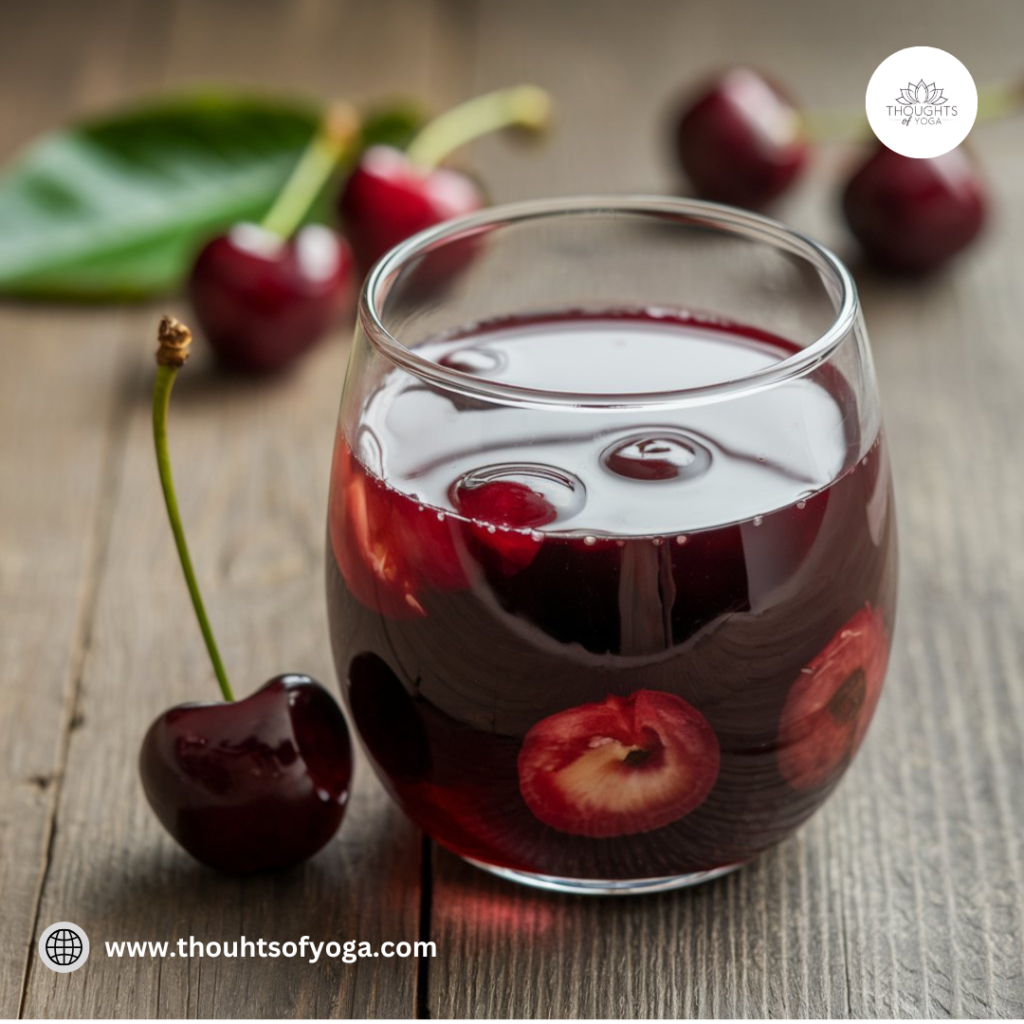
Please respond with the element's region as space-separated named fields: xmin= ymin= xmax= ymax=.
xmin=337 ymin=146 xmax=484 ymax=274
xmin=672 ymin=68 xmax=809 ymax=208
xmin=139 ymin=675 xmax=352 ymax=872
xmin=188 ymin=223 xmax=354 ymax=374
xmin=841 ymin=144 xmax=987 ymax=273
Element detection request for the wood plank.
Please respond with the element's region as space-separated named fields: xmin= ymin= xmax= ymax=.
xmin=0 ymin=308 xmax=132 ymax=1016
xmin=427 ymin=0 xmax=1024 ymax=1017
xmin=0 ymin=0 xmax=165 ymax=1012
xmin=16 ymin=0 xmax=459 ymax=1016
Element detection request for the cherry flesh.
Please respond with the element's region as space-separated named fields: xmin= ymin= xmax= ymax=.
xmin=517 ymin=689 xmax=720 ymax=838
xmin=188 ymin=223 xmax=354 ymax=374
xmin=841 ymin=144 xmax=987 ymax=273
xmin=337 ymin=146 xmax=483 ymax=274
xmin=776 ymin=605 xmax=888 ymax=790
xmin=672 ymin=68 xmax=808 ymax=209
xmin=140 ymin=675 xmax=352 ymax=872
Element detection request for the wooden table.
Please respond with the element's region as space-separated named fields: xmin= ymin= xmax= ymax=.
xmin=3 ymin=0 xmax=1023 ymax=1017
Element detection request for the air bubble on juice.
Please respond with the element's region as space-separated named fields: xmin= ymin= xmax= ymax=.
xmin=796 ymin=500 xmax=807 ymax=510
xmin=652 ymin=537 xmax=664 ymax=546
xmin=584 ymin=536 xmax=597 ymax=546
xmin=450 ymin=462 xmax=587 ymax=527
xmin=675 ymin=534 xmax=688 ymax=545
xmin=753 ymin=515 xmax=764 ymax=527
xmin=438 ymin=346 xmax=507 ymax=376
xmin=600 ymin=430 xmax=712 ymax=483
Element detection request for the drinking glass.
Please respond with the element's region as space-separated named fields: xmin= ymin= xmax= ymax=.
xmin=326 ymin=197 xmax=898 ymax=895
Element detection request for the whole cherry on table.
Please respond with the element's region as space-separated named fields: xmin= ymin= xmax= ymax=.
xmin=139 ymin=316 xmax=352 ymax=872
xmin=669 ymin=66 xmax=1021 ymax=273
xmin=188 ymin=106 xmax=358 ymax=375
xmin=338 ymin=85 xmax=552 ymax=275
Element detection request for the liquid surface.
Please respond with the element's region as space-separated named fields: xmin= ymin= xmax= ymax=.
xmin=354 ymin=311 xmax=853 ymax=536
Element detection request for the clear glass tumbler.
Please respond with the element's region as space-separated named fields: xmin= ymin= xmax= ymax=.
xmin=326 ymin=197 xmax=898 ymax=895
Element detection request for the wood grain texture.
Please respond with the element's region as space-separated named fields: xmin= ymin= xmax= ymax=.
xmin=0 ymin=0 xmax=165 ymax=1011
xmin=2 ymin=0 xmax=1024 ymax=1018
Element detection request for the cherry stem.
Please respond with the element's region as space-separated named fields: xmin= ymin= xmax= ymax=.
xmin=152 ymin=317 xmax=234 ymax=703
xmin=803 ymin=78 xmax=1024 ymax=143
xmin=261 ymin=103 xmax=360 ymax=240
xmin=976 ymin=78 xmax=1024 ymax=122
xmin=405 ymin=85 xmax=552 ymax=171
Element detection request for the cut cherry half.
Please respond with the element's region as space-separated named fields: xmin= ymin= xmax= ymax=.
xmin=517 ymin=689 xmax=720 ymax=838
xmin=776 ymin=604 xmax=889 ymax=790
xmin=329 ymin=441 xmax=469 ymax=618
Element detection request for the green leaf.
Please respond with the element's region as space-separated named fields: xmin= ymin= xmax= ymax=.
xmin=0 ymin=92 xmax=426 ymax=301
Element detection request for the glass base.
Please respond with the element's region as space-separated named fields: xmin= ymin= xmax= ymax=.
xmin=461 ymin=856 xmax=746 ymax=895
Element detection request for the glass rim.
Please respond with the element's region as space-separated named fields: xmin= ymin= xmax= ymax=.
xmin=359 ymin=195 xmax=860 ymax=411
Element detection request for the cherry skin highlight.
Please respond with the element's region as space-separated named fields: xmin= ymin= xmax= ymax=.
xmin=672 ymin=68 xmax=808 ymax=208
xmin=140 ymin=675 xmax=352 ymax=872
xmin=841 ymin=144 xmax=987 ymax=273
xmin=188 ymin=223 xmax=353 ymax=374
xmin=337 ymin=146 xmax=483 ymax=274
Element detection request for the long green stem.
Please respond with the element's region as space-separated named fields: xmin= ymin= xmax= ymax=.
xmin=152 ymin=317 xmax=234 ymax=702
xmin=405 ymin=85 xmax=552 ymax=170
xmin=261 ymin=103 xmax=359 ymax=240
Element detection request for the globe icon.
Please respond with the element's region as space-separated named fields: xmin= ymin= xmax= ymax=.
xmin=45 ymin=928 xmax=83 ymax=967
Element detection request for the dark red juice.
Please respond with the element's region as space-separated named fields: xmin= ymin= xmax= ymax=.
xmin=327 ymin=310 xmax=897 ymax=881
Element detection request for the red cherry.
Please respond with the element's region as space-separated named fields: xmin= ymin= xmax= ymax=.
xmin=517 ymin=689 xmax=720 ymax=838
xmin=456 ymin=479 xmax=556 ymax=529
xmin=777 ymin=605 xmax=889 ymax=790
xmin=188 ymin=223 xmax=353 ymax=374
xmin=841 ymin=144 xmax=987 ymax=273
xmin=337 ymin=146 xmax=484 ymax=273
xmin=328 ymin=441 xmax=469 ymax=619
xmin=454 ymin=479 xmax=556 ymax=574
xmin=140 ymin=675 xmax=352 ymax=872
xmin=672 ymin=68 xmax=808 ymax=208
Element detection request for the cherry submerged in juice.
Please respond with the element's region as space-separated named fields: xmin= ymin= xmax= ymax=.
xmin=327 ymin=310 xmax=896 ymax=881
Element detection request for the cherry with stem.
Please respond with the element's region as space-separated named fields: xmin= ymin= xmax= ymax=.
xmin=140 ymin=316 xmax=352 ymax=873
xmin=189 ymin=105 xmax=359 ymax=375
xmin=339 ymin=84 xmax=552 ymax=273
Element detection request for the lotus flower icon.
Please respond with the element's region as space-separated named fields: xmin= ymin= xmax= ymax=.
xmin=896 ymin=80 xmax=948 ymax=106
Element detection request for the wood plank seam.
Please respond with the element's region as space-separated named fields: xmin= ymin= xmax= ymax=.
xmin=417 ymin=837 xmax=434 ymax=1019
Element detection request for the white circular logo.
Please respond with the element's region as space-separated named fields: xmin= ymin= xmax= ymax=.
xmin=865 ymin=46 xmax=977 ymax=158
xmin=38 ymin=922 xmax=90 ymax=973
